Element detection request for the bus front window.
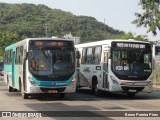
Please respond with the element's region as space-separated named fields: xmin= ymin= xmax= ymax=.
xmin=29 ymin=48 xmax=75 ymax=77
xmin=111 ymin=50 xmax=152 ymax=80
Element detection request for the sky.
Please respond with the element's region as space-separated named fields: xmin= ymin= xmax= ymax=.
xmin=0 ymin=0 xmax=160 ymax=41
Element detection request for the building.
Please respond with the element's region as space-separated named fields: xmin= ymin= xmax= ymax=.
xmin=64 ymin=33 xmax=80 ymax=45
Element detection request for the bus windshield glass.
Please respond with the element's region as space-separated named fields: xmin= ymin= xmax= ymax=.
xmin=111 ymin=42 xmax=152 ymax=80
xmin=28 ymin=40 xmax=75 ymax=78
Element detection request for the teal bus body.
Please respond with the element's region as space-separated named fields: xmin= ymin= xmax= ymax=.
xmin=4 ymin=38 xmax=76 ymax=99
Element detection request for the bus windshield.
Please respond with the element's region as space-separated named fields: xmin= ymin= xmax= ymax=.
xmin=28 ymin=40 xmax=75 ymax=79
xmin=111 ymin=42 xmax=152 ymax=80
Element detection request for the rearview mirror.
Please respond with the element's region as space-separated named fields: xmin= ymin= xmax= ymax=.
xmin=24 ymin=51 xmax=28 ymax=60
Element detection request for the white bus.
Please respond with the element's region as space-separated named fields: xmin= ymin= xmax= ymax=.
xmin=75 ymin=39 xmax=153 ymax=97
xmin=152 ymin=44 xmax=160 ymax=61
xmin=4 ymin=38 xmax=76 ymax=99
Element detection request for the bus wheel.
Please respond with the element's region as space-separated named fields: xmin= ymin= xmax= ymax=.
xmin=7 ymin=77 xmax=12 ymax=92
xmin=20 ymin=84 xmax=28 ymax=99
xmin=127 ymin=92 xmax=136 ymax=98
xmin=8 ymin=85 xmax=13 ymax=92
xmin=22 ymin=93 xmax=28 ymax=99
xmin=13 ymin=89 xmax=17 ymax=92
xmin=93 ymin=82 xmax=101 ymax=96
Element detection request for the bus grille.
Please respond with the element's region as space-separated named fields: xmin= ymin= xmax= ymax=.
xmin=121 ymin=86 xmax=144 ymax=92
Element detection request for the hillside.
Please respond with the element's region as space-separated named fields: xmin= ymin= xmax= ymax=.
xmin=0 ymin=3 xmax=124 ymax=42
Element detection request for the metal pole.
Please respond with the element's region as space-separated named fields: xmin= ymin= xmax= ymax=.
xmin=45 ymin=24 xmax=48 ymax=37
xmin=104 ymin=19 xmax=106 ymax=34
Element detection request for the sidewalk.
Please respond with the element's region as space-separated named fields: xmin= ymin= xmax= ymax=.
xmin=153 ymin=84 xmax=160 ymax=92
xmin=153 ymin=82 xmax=160 ymax=88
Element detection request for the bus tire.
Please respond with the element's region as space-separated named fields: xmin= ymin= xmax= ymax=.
xmin=127 ymin=92 xmax=136 ymax=98
xmin=22 ymin=93 xmax=28 ymax=99
xmin=93 ymin=82 xmax=101 ymax=96
xmin=7 ymin=76 xmax=12 ymax=92
xmin=8 ymin=85 xmax=13 ymax=92
xmin=20 ymin=81 xmax=28 ymax=99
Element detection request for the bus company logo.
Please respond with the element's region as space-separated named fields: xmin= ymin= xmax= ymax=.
xmin=83 ymin=67 xmax=91 ymax=73
xmin=55 ymin=82 xmax=66 ymax=86
xmin=51 ymin=82 xmax=55 ymax=85
xmin=51 ymin=82 xmax=66 ymax=86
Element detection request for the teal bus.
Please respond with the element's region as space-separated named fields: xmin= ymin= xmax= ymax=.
xmin=4 ymin=38 xmax=76 ymax=99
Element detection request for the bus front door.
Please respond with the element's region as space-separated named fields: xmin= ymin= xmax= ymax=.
xmin=12 ymin=51 xmax=16 ymax=87
xmin=103 ymin=51 xmax=109 ymax=89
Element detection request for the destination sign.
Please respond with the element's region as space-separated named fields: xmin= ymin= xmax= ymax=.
xmin=29 ymin=40 xmax=74 ymax=48
xmin=116 ymin=43 xmax=146 ymax=49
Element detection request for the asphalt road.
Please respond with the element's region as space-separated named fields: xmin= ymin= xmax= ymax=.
xmin=0 ymin=76 xmax=160 ymax=120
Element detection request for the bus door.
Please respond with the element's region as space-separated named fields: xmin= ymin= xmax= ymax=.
xmin=12 ymin=50 xmax=16 ymax=87
xmin=23 ymin=48 xmax=27 ymax=91
xmin=103 ymin=50 xmax=109 ymax=89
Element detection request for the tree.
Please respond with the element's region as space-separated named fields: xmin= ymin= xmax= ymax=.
xmin=0 ymin=3 xmax=124 ymax=42
xmin=0 ymin=32 xmax=22 ymax=57
xmin=118 ymin=32 xmax=134 ymax=39
xmin=118 ymin=32 xmax=149 ymax=41
xmin=132 ymin=0 xmax=160 ymax=35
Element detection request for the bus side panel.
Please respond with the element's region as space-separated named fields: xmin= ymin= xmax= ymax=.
xmin=78 ymin=64 xmax=92 ymax=87
xmin=4 ymin=65 xmax=12 ymax=86
xmin=14 ymin=65 xmax=23 ymax=90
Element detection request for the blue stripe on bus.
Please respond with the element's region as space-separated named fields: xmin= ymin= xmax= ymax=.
xmin=32 ymin=76 xmax=72 ymax=86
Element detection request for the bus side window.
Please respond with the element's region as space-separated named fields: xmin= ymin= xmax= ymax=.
xmin=103 ymin=51 xmax=108 ymax=72
xmin=94 ymin=46 xmax=102 ymax=64
xmin=86 ymin=47 xmax=93 ymax=64
xmin=81 ymin=48 xmax=86 ymax=64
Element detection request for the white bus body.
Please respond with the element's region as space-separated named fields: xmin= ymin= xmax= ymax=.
xmin=76 ymin=39 xmax=153 ymax=97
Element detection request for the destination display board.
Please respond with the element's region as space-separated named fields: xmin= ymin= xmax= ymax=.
xmin=111 ymin=41 xmax=151 ymax=49
xmin=29 ymin=40 xmax=74 ymax=48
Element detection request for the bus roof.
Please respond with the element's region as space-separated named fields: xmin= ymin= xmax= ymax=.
xmin=75 ymin=39 xmax=150 ymax=48
xmin=5 ymin=37 xmax=74 ymax=50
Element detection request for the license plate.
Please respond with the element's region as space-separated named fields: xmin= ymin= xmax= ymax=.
xmin=48 ymin=90 xmax=57 ymax=93
xmin=129 ymin=89 xmax=136 ymax=92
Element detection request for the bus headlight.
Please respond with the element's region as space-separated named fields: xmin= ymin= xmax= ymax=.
xmin=147 ymin=77 xmax=153 ymax=86
xmin=70 ymin=79 xmax=75 ymax=86
xmin=147 ymin=80 xmax=152 ymax=86
xmin=28 ymin=77 xmax=37 ymax=86
xmin=110 ymin=76 xmax=119 ymax=85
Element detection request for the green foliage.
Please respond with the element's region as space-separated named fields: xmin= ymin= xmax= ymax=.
xmin=132 ymin=0 xmax=160 ymax=35
xmin=0 ymin=32 xmax=22 ymax=57
xmin=0 ymin=3 xmax=123 ymax=42
xmin=117 ymin=32 xmax=134 ymax=40
xmin=118 ymin=32 xmax=149 ymax=41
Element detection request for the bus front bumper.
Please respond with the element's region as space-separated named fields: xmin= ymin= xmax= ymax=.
xmin=27 ymin=85 xmax=76 ymax=94
xmin=110 ymin=80 xmax=153 ymax=93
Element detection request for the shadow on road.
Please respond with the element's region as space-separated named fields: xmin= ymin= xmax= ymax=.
xmin=24 ymin=102 xmax=115 ymax=119
xmin=76 ymin=87 xmax=160 ymax=100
